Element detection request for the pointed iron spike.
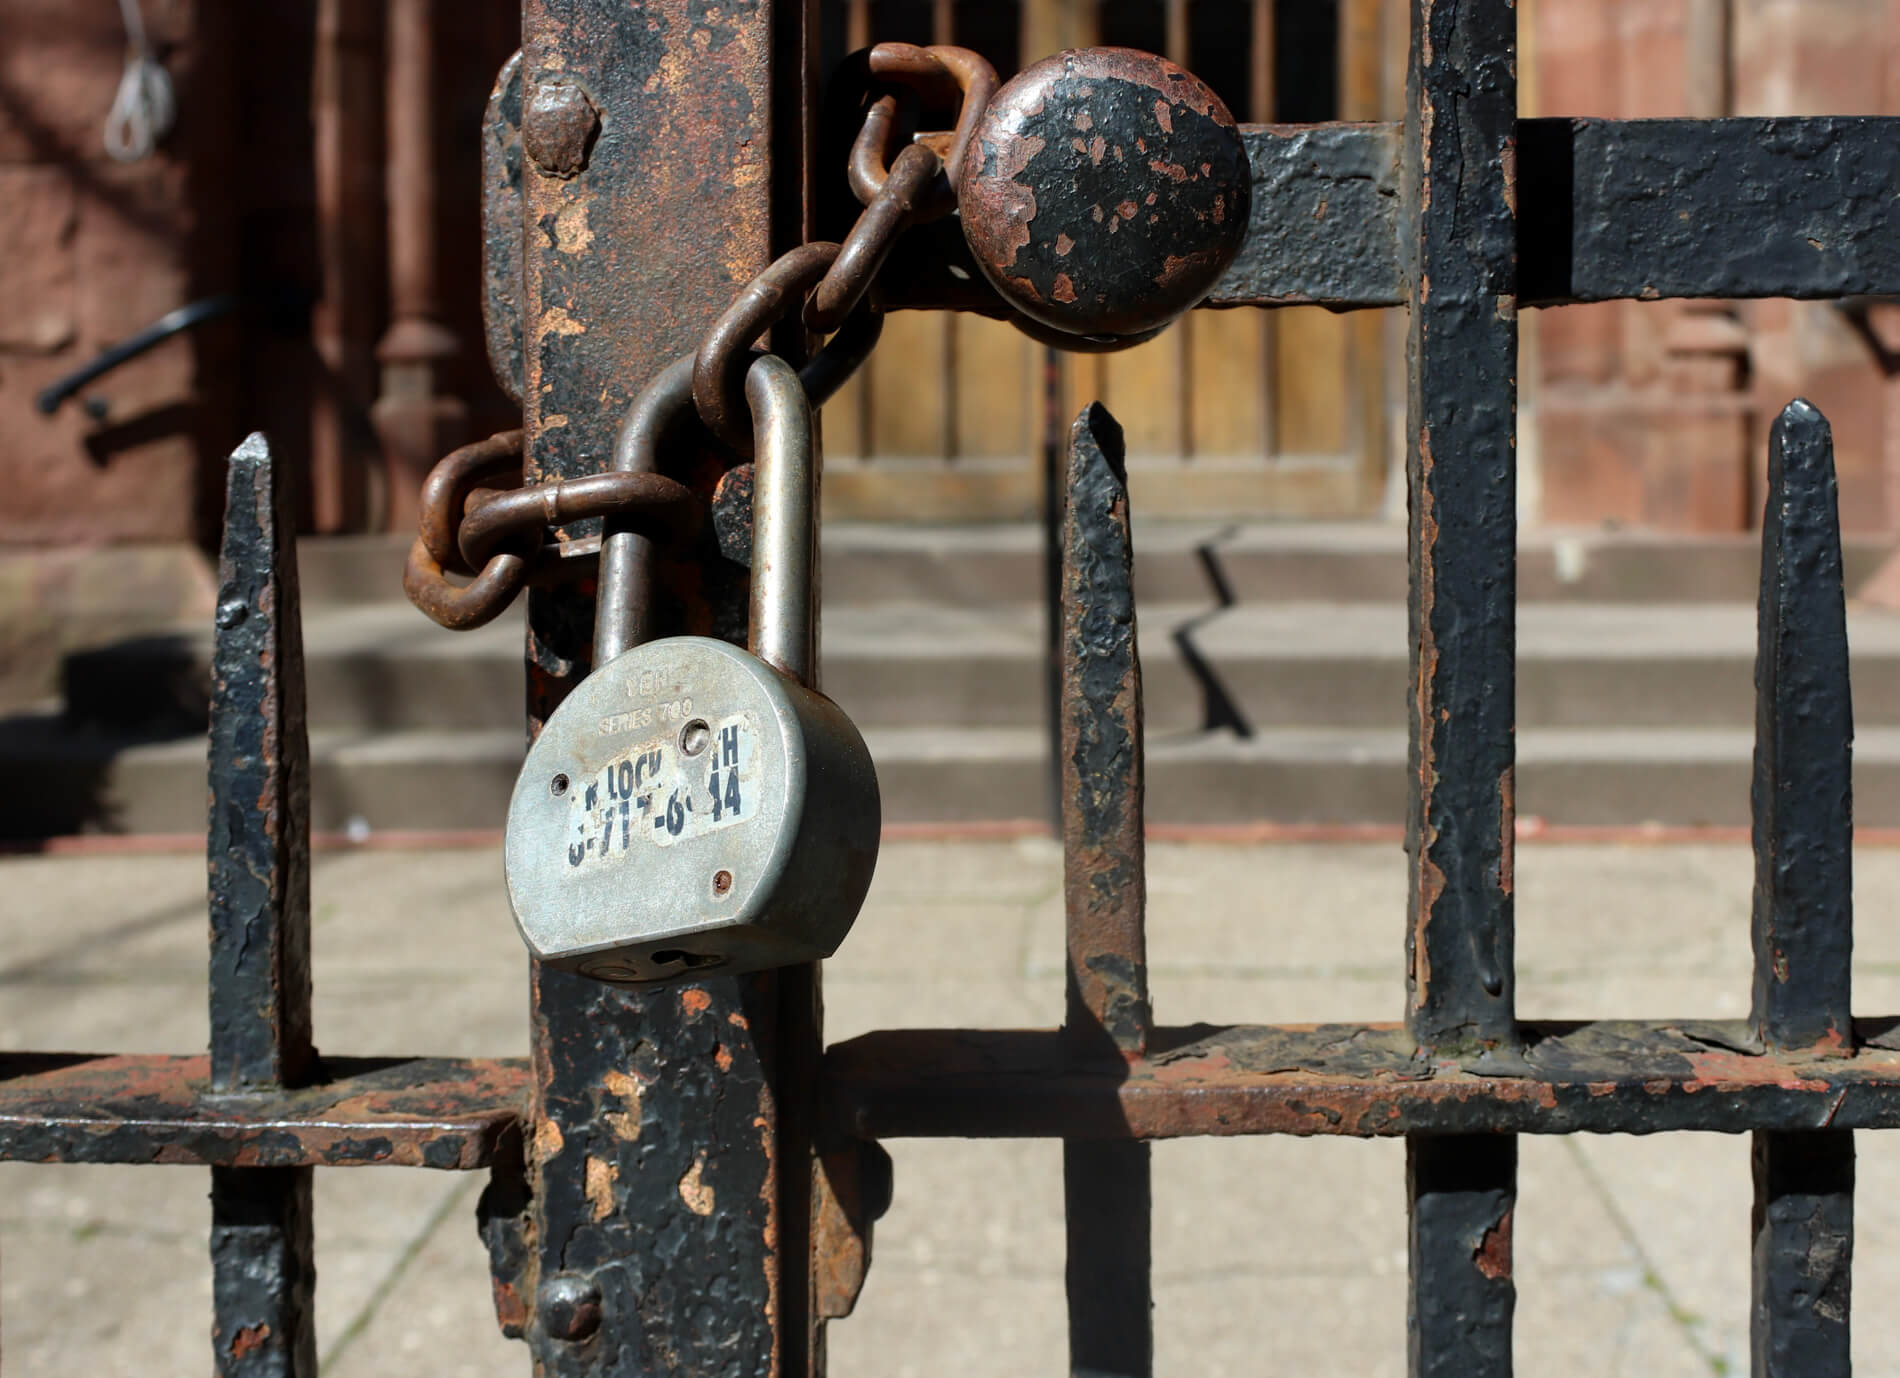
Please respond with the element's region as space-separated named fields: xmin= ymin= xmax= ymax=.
xmin=1060 ymin=401 xmax=1154 ymax=1378
xmin=1059 ymin=401 xmax=1149 ymax=1060
xmin=208 ymin=432 xmax=315 ymax=1092
xmin=1752 ymin=399 xmax=1853 ymax=1055
xmin=206 ymin=433 xmax=318 ymax=1378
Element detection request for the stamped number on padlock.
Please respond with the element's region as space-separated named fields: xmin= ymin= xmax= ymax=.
xmin=503 ymin=353 xmax=881 ymax=985
xmin=556 ymin=686 xmax=753 ymax=858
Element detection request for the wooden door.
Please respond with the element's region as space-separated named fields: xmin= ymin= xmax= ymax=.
xmin=821 ymin=0 xmax=1400 ymax=521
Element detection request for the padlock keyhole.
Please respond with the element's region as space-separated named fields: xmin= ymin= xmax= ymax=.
xmin=650 ymin=949 xmax=727 ymax=972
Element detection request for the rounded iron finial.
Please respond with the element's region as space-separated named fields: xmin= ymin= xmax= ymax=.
xmin=957 ymin=47 xmax=1250 ymax=342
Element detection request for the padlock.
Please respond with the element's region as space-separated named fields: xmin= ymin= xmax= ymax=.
xmin=502 ymin=352 xmax=880 ymax=983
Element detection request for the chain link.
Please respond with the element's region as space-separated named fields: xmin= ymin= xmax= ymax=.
xmin=407 ymin=44 xmax=1000 ymax=631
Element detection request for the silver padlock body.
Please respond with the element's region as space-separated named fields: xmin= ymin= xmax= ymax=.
xmin=504 ymin=636 xmax=880 ymax=982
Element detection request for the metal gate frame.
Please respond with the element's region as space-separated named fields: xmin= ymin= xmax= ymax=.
xmin=5 ymin=1 xmax=1898 ymax=1374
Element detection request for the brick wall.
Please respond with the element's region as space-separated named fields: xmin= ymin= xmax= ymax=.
xmin=0 ymin=0 xmax=515 ymax=548
xmin=0 ymin=0 xmax=229 ymax=545
xmin=1530 ymin=0 xmax=1897 ymax=533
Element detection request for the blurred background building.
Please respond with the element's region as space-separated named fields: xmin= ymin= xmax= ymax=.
xmin=6 ymin=0 xmax=1900 ymax=836
xmin=5 ymin=0 xmax=1896 ymax=543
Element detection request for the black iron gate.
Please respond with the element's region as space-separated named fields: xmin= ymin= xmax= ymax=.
xmin=7 ymin=1 xmax=1899 ymax=1374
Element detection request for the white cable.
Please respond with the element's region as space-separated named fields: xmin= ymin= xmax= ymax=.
xmin=104 ymin=0 xmax=174 ymax=163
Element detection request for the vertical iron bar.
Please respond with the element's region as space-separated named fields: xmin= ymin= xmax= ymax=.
xmin=1252 ymin=0 xmax=1277 ymax=458
xmin=1408 ymin=1136 xmax=1515 ymax=1378
xmin=1042 ymin=346 xmax=1065 ymax=828
xmin=1750 ymin=400 xmax=1854 ymax=1377
xmin=1402 ymin=0 xmax=1518 ymax=1370
xmin=1752 ymin=1134 xmax=1853 ymax=1378
xmin=1060 ymin=403 xmax=1153 ymax=1378
xmin=1061 ymin=403 xmax=1151 ymax=1061
xmin=207 ymin=433 xmax=317 ymax=1378
xmin=1753 ymin=400 xmax=1854 ymax=1054
xmin=518 ymin=3 xmax=814 ymax=1373
xmin=1402 ymin=0 xmax=1517 ymax=1056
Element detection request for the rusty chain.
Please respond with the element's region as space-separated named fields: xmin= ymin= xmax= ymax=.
xmin=407 ymin=43 xmax=998 ymax=631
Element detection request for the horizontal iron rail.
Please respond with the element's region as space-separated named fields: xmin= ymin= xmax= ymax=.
xmin=0 ymin=1053 xmax=526 ymax=1168
xmin=1225 ymin=116 xmax=1900 ymax=307
xmin=883 ymin=116 xmax=1900 ymax=312
xmin=827 ymin=1020 xmax=1900 ymax=1139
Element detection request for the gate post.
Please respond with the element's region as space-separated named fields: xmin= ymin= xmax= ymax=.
xmin=514 ymin=2 xmax=820 ymax=1373
xmin=1402 ymin=0 xmax=1519 ymax=1371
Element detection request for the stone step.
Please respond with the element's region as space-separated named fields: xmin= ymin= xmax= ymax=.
xmin=7 ymin=719 xmax=1900 ymax=836
xmin=58 ymin=600 xmax=1900 ymax=734
xmin=294 ymin=525 xmax=1897 ymax=609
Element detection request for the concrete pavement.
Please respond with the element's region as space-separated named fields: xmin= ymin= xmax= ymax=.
xmin=4 ymin=837 xmax=1900 ymax=1374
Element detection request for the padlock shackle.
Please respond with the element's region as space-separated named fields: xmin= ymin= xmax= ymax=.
xmin=596 ymin=354 xmax=697 ymax=667
xmin=746 ymin=353 xmax=815 ymax=686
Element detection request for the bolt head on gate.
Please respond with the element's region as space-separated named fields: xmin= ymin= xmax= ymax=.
xmin=957 ymin=47 xmax=1251 ymax=342
xmin=504 ymin=637 xmax=881 ymax=983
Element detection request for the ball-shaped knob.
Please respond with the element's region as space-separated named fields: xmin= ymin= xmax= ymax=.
xmin=957 ymin=47 xmax=1251 ymax=341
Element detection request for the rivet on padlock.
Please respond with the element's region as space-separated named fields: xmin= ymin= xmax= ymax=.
xmin=958 ymin=47 xmax=1252 ymax=343
xmin=502 ymin=353 xmax=881 ymax=984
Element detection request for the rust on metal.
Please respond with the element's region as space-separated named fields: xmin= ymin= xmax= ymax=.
xmin=403 ymin=537 xmax=530 ymax=631
xmin=1751 ymin=401 xmax=1854 ymax=1055
xmin=957 ymin=46 xmax=1249 ymax=340
xmin=403 ymin=427 xmax=702 ymax=631
xmin=522 ymin=78 xmax=601 ymax=179
xmin=0 ymin=1054 xmax=527 ymax=1168
xmin=1059 ymin=404 xmax=1150 ymax=1061
xmin=456 ymin=470 xmax=699 ymax=568
xmin=519 ymin=0 xmax=805 ymax=1371
xmin=476 ymin=1140 xmax=533 ymax=1339
xmin=209 ymin=435 xmax=316 ymax=1095
xmin=1403 ymin=0 xmax=1520 ymax=1056
xmin=693 ymin=242 xmax=840 ymax=454
xmin=811 ymin=1141 xmax=892 ymax=1320
xmin=856 ymin=44 xmax=998 ymax=218
xmin=209 ymin=432 xmax=319 ymax=1378
xmin=417 ymin=430 xmax=524 ymax=574
xmin=827 ymin=1020 xmax=1900 ymax=1140
xmin=1056 ymin=403 xmax=1154 ymax=1376
xmin=482 ymin=52 xmax=527 ymax=406
xmin=806 ymin=143 xmax=941 ymax=332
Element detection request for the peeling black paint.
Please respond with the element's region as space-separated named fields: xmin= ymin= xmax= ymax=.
xmin=1060 ymin=403 xmax=1150 ymax=1061
xmin=1519 ymin=117 xmax=1900 ymax=305
xmin=889 ymin=117 xmax=1900 ymax=315
xmin=1403 ymin=0 xmax=1518 ymax=1055
xmin=482 ymin=52 xmax=526 ymax=405
xmin=212 ymin=1166 xmax=316 ymax=1378
xmin=1214 ymin=123 xmax=1404 ymax=307
xmin=0 ymin=1054 xmax=524 ymax=1167
xmin=960 ymin=49 xmax=1249 ymax=338
xmin=1408 ymin=1137 xmax=1514 ymax=1378
xmin=1752 ymin=402 xmax=1853 ymax=1054
xmin=206 ymin=434 xmax=317 ymax=1378
xmin=208 ymin=434 xmax=314 ymax=1095
xmin=529 ymin=969 xmax=781 ymax=1374
xmin=1752 ymin=1130 xmax=1853 ymax=1376
xmin=1058 ymin=403 xmax=1153 ymax=1377
xmin=1401 ymin=16 xmax=1522 ymax=1370
xmin=828 ymin=1021 xmax=1900 ymax=1139
xmin=1748 ymin=402 xmax=1856 ymax=1378
xmin=518 ymin=0 xmax=805 ymax=1363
